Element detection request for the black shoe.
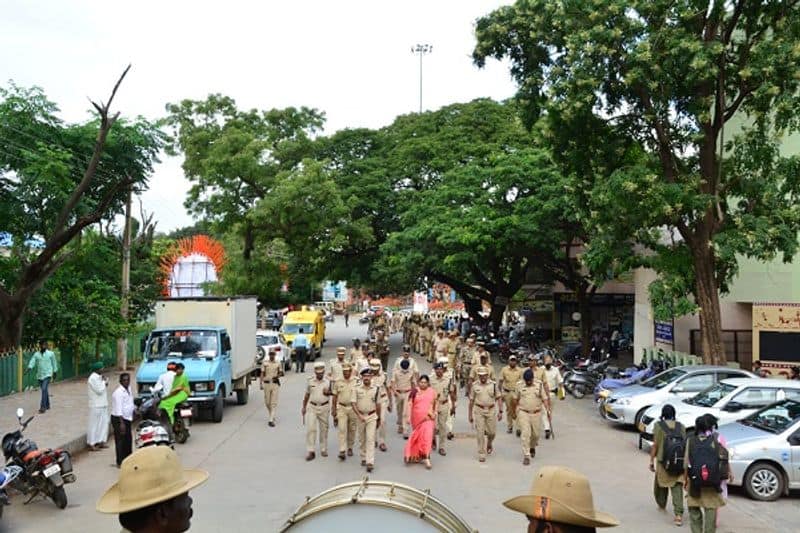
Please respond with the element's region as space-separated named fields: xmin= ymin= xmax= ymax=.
xmin=516 ymin=429 xmax=521 ymax=437
xmin=268 ymin=421 xmax=275 ymax=427
xmin=507 ymin=427 xmax=513 ymax=434
xmin=545 ymin=430 xmax=551 ymax=440
xmin=447 ymin=432 xmax=454 ymax=440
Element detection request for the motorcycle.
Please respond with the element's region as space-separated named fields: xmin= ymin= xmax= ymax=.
xmin=134 ymin=385 xmax=191 ymax=444
xmin=0 ymin=465 xmax=23 ymax=519
xmin=563 ymin=355 xmax=612 ymax=399
xmin=1 ymin=408 xmax=76 ymax=509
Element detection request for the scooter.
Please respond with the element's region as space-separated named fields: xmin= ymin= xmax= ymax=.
xmin=1 ymin=408 xmax=76 ymax=509
xmin=135 ymin=386 xmax=191 ymax=444
xmin=564 ymin=355 xmax=611 ymax=399
xmin=0 ymin=465 xmax=23 ymax=519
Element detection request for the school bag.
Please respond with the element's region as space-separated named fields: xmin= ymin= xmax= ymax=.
xmin=659 ymin=421 xmax=685 ymax=475
xmin=688 ymin=435 xmax=723 ymax=491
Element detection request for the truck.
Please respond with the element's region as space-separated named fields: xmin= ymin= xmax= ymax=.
xmin=135 ymin=297 xmax=258 ymax=423
xmin=281 ymin=306 xmax=326 ymax=360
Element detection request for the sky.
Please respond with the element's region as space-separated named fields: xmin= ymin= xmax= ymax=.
xmin=1 ymin=0 xmax=517 ymax=231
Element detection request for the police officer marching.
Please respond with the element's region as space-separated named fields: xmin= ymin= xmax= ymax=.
xmin=541 ymin=355 xmax=564 ymax=439
xmin=430 ymin=361 xmax=456 ymax=456
xmin=328 ymin=347 xmax=347 ymax=383
xmin=301 ymin=361 xmax=332 ymax=461
xmin=499 ymin=354 xmax=524 ymax=435
xmin=332 ymin=362 xmax=358 ymax=460
xmin=513 ymin=367 xmax=550 ymax=465
xmin=390 ymin=346 xmax=417 ymax=439
xmin=369 ymin=359 xmax=392 ymax=452
xmin=259 ymin=348 xmax=284 ymax=427
xmin=352 ymin=367 xmax=381 ymax=472
xmin=468 ymin=366 xmax=502 ymax=462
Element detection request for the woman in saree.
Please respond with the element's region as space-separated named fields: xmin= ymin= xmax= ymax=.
xmin=158 ymin=362 xmax=190 ymax=425
xmin=403 ymin=375 xmax=437 ymax=469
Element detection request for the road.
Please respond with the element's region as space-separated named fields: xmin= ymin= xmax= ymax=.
xmin=3 ymin=320 xmax=797 ymax=532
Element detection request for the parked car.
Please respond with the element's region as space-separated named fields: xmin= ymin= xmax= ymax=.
xmin=719 ymin=399 xmax=800 ymax=501
xmin=600 ymin=365 xmax=756 ymax=427
xmin=266 ymin=310 xmax=284 ymax=329
xmin=638 ymin=378 xmax=800 ymax=446
xmin=256 ymin=330 xmax=291 ymax=371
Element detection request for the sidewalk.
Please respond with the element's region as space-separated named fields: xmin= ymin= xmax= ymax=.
xmin=0 ymin=371 xmax=124 ymax=456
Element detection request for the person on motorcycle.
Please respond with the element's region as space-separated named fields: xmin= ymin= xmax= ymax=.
xmin=156 ymin=362 xmax=177 ymax=398
xmin=158 ymin=363 xmax=190 ymax=428
xmin=97 ymin=446 xmax=208 ymax=533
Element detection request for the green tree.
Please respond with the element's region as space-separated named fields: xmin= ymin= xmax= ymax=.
xmin=475 ymin=0 xmax=800 ymax=363
xmin=0 ymin=71 xmax=165 ymax=347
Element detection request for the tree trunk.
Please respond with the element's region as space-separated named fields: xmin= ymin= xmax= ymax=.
xmin=692 ymin=243 xmax=726 ymax=365
xmin=488 ymin=302 xmax=506 ymax=332
xmin=0 ymin=296 xmax=25 ymax=350
xmin=462 ymin=294 xmax=484 ymax=324
xmin=576 ymin=286 xmax=593 ymax=357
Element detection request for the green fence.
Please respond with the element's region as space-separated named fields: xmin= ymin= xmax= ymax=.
xmin=0 ymin=332 xmax=148 ymax=397
xmin=641 ymin=347 xmax=741 ymax=369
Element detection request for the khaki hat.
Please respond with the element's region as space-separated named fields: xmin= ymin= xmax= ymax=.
xmin=503 ymin=466 xmax=619 ymax=528
xmin=369 ymin=358 xmax=381 ymax=368
xmin=342 ymin=362 xmax=353 ymax=371
xmin=476 ymin=366 xmax=489 ymax=376
xmin=313 ymin=361 xmax=326 ymax=370
xmin=97 ymin=446 xmax=208 ymax=514
xmin=437 ymin=356 xmax=449 ymax=365
xmin=336 ymin=346 xmax=346 ymax=353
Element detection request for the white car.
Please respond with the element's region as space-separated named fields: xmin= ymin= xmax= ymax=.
xmin=601 ymin=365 xmax=755 ymax=427
xmin=256 ymin=329 xmax=291 ymax=371
xmin=638 ymin=377 xmax=800 ymax=445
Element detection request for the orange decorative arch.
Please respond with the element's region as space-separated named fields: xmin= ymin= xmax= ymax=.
xmin=160 ymin=235 xmax=226 ymax=296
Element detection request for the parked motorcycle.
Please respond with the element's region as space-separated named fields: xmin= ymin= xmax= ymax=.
xmin=563 ymin=355 xmax=612 ymax=399
xmin=0 ymin=465 xmax=23 ymax=519
xmin=1 ymin=408 xmax=75 ymax=509
xmin=134 ymin=386 xmax=191 ymax=444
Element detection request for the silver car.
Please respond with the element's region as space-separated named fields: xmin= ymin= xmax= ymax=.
xmin=719 ymin=399 xmax=800 ymax=501
xmin=601 ymin=365 xmax=755 ymax=427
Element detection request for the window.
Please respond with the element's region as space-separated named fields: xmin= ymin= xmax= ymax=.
xmin=685 ymin=382 xmax=737 ymax=407
xmin=674 ymin=373 xmax=714 ymax=393
xmin=783 ymin=389 xmax=800 ymax=401
xmin=717 ymin=371 xmax=750 ymax=382
xmin=730 ymin=388 xmax=778 ymax=409
xmin=690 ymin=330 xmax=752 ymax=366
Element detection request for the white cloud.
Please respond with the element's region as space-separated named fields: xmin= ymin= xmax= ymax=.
xmin=1 ymin=0 xmax=516 ymax=231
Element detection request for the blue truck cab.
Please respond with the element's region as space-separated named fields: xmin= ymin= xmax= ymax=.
xmin=136 ymin=297 xmax=258 ymax=423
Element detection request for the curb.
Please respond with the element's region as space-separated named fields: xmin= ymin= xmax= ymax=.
xmin=57 ymin=421 xmax=114 ymax=458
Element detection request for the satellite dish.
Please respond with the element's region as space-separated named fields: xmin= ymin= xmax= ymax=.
xmin=571 ymin=312 xmax=582 ymax=322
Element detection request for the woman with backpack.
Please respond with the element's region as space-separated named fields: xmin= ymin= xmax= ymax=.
xmin=649 ymin=404 xmax=685 ymax=526
xmin=684 ymin=415 xmax=732 ymax=533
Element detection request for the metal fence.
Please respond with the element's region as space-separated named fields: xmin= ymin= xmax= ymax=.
xmin=0 ymin=333 xmax=148 ymax=397
xmin=641 ymin=346 xmax=741 ymax=369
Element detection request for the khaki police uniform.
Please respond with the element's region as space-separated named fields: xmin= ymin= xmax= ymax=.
xmin=514 ymin=379 xmax=548 ymax=459
xmin=430 ymin=372 xmax=455 ymax=452
xmin=542 ymin=366 xmax=563 ymax=433
xmin=390 ymin=367 xmax=415 ymax=437
xmin=328 ymin=357 xmax=346 ymax=382
xmin=305 ymin=376 xmax=331 ymax=454
xmin=469 ymin=363 xmax=496 ymax=383
xmin=433 ymin=335 xmax=449 ymax=363
xmin=372 ymin=371 xmax=390 ymax=446
xmin=261 ymin=359 xmax=283 ymax=424
xmin=353 ymin=383 xmax=380 ymax=467
xmin=349 ymin=346 xmax=363 ymax=364
xmin=470 ymin=378 xmax=501 ymax=460
xmin=499 ymin=365 xmax=524 ymax=431
xmin=393 ymin=356 xmax=419 ymax=376
xmin=333 ymin=375 xmax=358 ymax=455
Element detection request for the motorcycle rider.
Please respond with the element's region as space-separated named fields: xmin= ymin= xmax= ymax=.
xmin=155 ymin=362 xmax=177 ymax=399
xmin=158 ymin=363 xmax=190 ymax=440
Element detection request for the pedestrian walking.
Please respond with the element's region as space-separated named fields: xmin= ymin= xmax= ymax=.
xmin=260 ymin=349 xmax=283 ymax=427
xmin=403 ymin=375 xmax=436 ymax=469
xmin=499 ymin=355 xmax=524 ymax=434
xmin=429 ymin=362 xmax=455 ymax=456
xmin=513 ymin=368 xmax=549 ymax=465
xmin=302 ymin=362 xmax=331 ymax=460
xmin=649 ymin=404 xmax=685 ymax=527
xmin=332 ymin=363 xmax=358 ymax=460
xmin=110 ymin=373 xmax=134 ymax=466
xmin=292 ymin=328 xmax=310 ymax=373
xmin=684 ymin=415 xmax=730 ymax=533
xmin=390 ymin=359 xmax=415 ymax=438
xmin=353 ymin=367 xmax=380 ymax=473
xmin=468 ymin=366 xmax=502 ymax=462
xmin=344 ymin=311 xmax=350 ymax=327
xmin=503 ymin=466 xmax=619 ymax=530
xmin=87 ymin=361 xmax=110 ymax=451
xmin=28 ymin=340 xmax=58 ymax=413
xmin=542 ymin=355 xmax=564 ymax=439
xmin=96 ymin=446 xmax=209 ymax=533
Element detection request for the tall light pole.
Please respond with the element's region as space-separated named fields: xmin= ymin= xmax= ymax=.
xmin=411 ymin=43 xmax=432 ymax=113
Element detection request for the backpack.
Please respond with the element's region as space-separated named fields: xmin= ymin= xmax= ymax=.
xmin=688 ymin=436 xmax=723 ymax=491
xmin=659 ymin=421 xmax=686 ymax=475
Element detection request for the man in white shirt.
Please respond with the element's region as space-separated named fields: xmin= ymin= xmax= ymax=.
xmin=110 ymin=373 xmax=135 ymax=466
xmin=155 ymin=362 xmax=177 ymax=396
xmin=87 ymin=362 xmax=109 ymax=451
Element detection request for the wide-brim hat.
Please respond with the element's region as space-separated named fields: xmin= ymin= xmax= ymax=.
xmin=97 ymin=446 xmax=208 ymax=514
xmin=503 ymin=466 xmax=618 ymax=528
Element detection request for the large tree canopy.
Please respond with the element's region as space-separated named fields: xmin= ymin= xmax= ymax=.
xmin=475 ymin=0 xmax=800 ymax=363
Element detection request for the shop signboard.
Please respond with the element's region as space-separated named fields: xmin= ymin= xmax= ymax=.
xmin=654 ymin=320 xmax=674 ymax=345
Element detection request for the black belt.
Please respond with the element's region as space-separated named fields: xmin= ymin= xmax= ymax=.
xmin=519 ymin=407 xmax=542 ymax=414
xmin=310 ymin=401 xmax=329 ymax=406
xmin=476 ymin=403 xmax=495 ymax=409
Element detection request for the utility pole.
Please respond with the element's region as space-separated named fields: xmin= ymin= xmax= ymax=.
xmin=411 ymin=43 xmax=432 ymax=113
xmin=116 ymin=188 xmax=132 ymax=370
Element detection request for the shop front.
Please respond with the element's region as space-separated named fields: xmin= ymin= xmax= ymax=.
xmin=753 ymin=303 xmax=800 ymax=378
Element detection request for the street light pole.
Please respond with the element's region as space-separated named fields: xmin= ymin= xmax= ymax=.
xmin=411 ymin=43 xmax=432 ymax=113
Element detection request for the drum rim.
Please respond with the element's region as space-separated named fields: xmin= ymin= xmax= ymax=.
xmin=280 ymin=478 xmax=474 ymax=532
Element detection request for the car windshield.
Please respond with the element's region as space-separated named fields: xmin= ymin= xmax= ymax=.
xmin=146 ymin=330 xmax=218 ymax=359
xmin=685 ymin=382 xmax=737 ymax=407
xmin=282 ymin=323 xmax=314 ymax=334
xmin=256 ymin=336 xmax=279 ymax=346
xmin=642 ymin=368 xmax=687 ymax=389
xmin=739 ymin=400 xmax=800 ymax=434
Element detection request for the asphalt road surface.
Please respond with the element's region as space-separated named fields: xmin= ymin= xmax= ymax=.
xmin=3 ymin=320 xmax=797 ymax=532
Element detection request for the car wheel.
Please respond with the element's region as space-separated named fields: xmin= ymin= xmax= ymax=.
xmin=745 ymin=463 xmax=784 ymax=501
xmin=634 ymin=407 xmax=649 ymax=428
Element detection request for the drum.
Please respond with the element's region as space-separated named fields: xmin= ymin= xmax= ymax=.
xmin=280 ymin=478 xmax=475 ymax=533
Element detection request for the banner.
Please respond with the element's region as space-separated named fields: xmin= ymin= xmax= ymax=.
xmin=413 ymin=291 xmax=429 ymax=313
